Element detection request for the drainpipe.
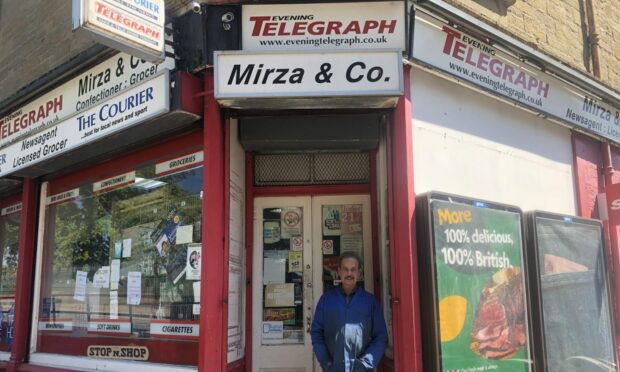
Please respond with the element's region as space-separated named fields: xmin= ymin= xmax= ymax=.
xmin=584 ymin=0 xmax=601 ymax=78
xmin=588 ymin=0 xmax=620 ymax=360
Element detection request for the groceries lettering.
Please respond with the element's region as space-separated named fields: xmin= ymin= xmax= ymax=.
xmin=169 ymin=154 xmax=196 ymax=169
xmin=441 ymin=26 xmax=550 ymax=98
xmin=249 ymin=15 xmax=397 ymax=37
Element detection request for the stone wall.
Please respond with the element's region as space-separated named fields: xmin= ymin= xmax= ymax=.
xmin=0 ymin=0 xmax=96 ymax=105
xmin=444 ymin=0 xmax=620 ymax=92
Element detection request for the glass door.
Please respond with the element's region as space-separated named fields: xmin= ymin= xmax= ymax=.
xmin=252 ymin=195 xmax=373 ymax=372
xmin=252 ymin=197 xmax=313 ymax=372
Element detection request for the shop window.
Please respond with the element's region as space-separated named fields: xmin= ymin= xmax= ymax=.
xmin=0 ymin=199 xmax=21 ymax=354
xmin=37 ymin=155 xmax=203 ymax=366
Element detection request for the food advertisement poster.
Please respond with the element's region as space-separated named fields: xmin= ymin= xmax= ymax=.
xmin=431 ymin=199 xmax=531 ymax=372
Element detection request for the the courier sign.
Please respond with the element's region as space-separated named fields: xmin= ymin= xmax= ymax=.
xmin=215 ymin=50 xmax=403 ymax=108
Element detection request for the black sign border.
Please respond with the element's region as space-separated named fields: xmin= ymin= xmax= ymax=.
xmin=525 ymin=210 xmax=618 ymax=372
xmin=415 ymin=191 xmax=534 ymax=372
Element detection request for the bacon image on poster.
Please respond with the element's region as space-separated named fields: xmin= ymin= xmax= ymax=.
xmin=470 ymin=267 xmax=527 ymax=360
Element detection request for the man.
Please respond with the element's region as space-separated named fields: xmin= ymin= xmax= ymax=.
xmin=311 ymin=252 xmax=388 ymax=371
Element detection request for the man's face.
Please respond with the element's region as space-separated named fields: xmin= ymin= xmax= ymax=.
xmin=338 ymin=257 xmax=360 ymax=293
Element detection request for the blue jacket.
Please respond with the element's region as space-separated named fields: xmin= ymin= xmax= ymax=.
xmin=311 ymin=286 xmax=388 ymax=371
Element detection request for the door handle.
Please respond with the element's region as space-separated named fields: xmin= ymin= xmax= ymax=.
xmin=306 ymin=315 xmax=312 ymax=333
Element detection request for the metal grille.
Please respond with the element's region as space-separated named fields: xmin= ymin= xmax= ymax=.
xmin=254 ymin=153 xmax=369 ymax=186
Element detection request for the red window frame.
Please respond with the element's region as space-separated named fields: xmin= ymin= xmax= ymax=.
xmin=0 ymin=193 xmax=22 ymax=354
xmin=37 ymin=130 xmax=205 ymax=365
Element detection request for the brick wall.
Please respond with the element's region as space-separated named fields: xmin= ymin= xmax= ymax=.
xmin=0 ymin=0 xmax=96 ymax=105
xmin=444 ymin=0 xmax=620 ymax=92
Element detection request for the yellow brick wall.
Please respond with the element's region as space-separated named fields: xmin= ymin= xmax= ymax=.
xmin=443 ymin=0 xmax=620 ymax=93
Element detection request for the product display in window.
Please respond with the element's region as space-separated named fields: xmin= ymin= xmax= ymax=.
xmin=37 ymin=163 xmax=203 ymax=364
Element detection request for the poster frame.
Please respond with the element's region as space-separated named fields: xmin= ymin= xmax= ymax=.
xmin=525 ymin=211 xmax=618 ymax=372
xmin=415 ymin=191 xmax=534 ymax=372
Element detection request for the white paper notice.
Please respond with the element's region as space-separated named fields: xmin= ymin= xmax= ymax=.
xmin=111 ymin=259 xmax=120 ymax=288
xmin=186 ymin=244 xmax=201 ymax=280
xmin=93 ymin=266 xmax=110 ymax=288
xmin=262 ymin=321 xmax=284 ymax=344
xmin=110 ymin=291 xmax=119 ymax=320
xmin=193 ymin=281 xmax=201 ymax=315
xmin=263 ymin=258 xmax=286 ymax=284
xmin=176 ymin=225 xmax=193 ymax=244
xmin=127 ymin=271 xmax=142 ymax=305
xmin=114 ymin=240 xmax=122 ymax=258
xmin=193 ymin=280 xmax=201 ymax=303
xmin=122 ymin=238 xmax=132 ymax=257
xmin=74 ymin=270 xmax=87 ymax=302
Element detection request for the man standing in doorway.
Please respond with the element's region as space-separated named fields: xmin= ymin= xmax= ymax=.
xmin=311 ymin=252 xmax=388 ymax=371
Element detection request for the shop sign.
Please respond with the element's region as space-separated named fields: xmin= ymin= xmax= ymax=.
xmin=39 ymin=319 xmax=73 ymax=332
xmin=0 ymin=72 xmax=170 ymax=178
xmin=150 ymin=320 xmax=199 ymax=339
xmin=46 ymin=188 xmax=80 ymax=206
xmin=606 ymin=182 xmax=620 ymax=225
xmin=215 ymin=50 xmax=403 ymax=104
xmin=242 ymin=2 xmax=406 ymax=51
xmin=73 ymin=0 xmax=165 ymax=62
xmin=87 ymin=345 xmax=149 ymax=360
xmin=422 ymin=194 xmax=531 ymax=371
xmin=88 ymin=320 xmax=131 ymax=335
xmin=1 ymin=202 xmax=21 ymax=216
xmin=93 ymin=171 xmax=136 ymax=194
xmin=0 ymin=53 xmax=174 ymax=148
xmin=155 ymin=151 xmax=204 ymax=176
xmin=412 ymin=14 xmax=620 ymax=144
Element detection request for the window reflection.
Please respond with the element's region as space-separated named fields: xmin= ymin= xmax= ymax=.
xmin=38 ymin=166 xmax=203 ymax=365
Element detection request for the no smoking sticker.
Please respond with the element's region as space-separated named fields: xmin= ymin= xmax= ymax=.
xmin=322 ymin=240 xmax=334 ymax=255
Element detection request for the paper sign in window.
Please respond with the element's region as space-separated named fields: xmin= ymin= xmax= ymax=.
xmin=265 ymin=283 xmax=295 ymax=307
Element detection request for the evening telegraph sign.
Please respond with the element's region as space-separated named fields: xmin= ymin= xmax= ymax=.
xmin=242 ymin=2 xmax=406 ymax=51
xmin=412 ymin=14 xmax=620 ymax=143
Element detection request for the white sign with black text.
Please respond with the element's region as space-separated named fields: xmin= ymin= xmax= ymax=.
xmin=150 ymin=320 xmax=199 ymax=339
xmin=0 ymin=73 xmax=169 ymax=177
xmin=73 ymin=0 xmax=166 ymax=62
xmin=215 ymin=50 xmax=403 ymax=101
xmin=412 ymin=14 xmax=620 ymax=144
xmin=242 ymin=2 xmax=405 ymax=51
xmin=1 ymin=202 xmax=21 ymax=216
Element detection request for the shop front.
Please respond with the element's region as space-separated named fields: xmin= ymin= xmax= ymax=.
xmin=0 ymin=49 xmax=204 ymax=370
xmin=214 ymin=2 xmax=414 ymax=370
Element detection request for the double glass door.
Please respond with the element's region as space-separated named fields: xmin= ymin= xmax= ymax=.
xmin=252 ymin=195 xmax=372 ymax=372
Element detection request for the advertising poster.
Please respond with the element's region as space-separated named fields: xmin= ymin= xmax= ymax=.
xmin=430 ymin=198 xmax=531 ymax=372
xmin=530 ymin=213 xmax=616 ymax=372
xmin=151 ymin=207 xmax=187 ymax=283
xmin=322 ymin=205 xmax=342 ymax=236
xmin=288 ymin=251 xmax=303 ymax=273
xmin=186 ymin=244 xmax=201 ymax=280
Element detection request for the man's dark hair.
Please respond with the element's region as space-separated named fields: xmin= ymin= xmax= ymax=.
xmin=339 ymin=251 xmax=362 ymax=269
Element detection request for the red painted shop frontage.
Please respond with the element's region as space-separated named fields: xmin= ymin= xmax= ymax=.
xmin=0 ymin=1 xmax=619 ymax=372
